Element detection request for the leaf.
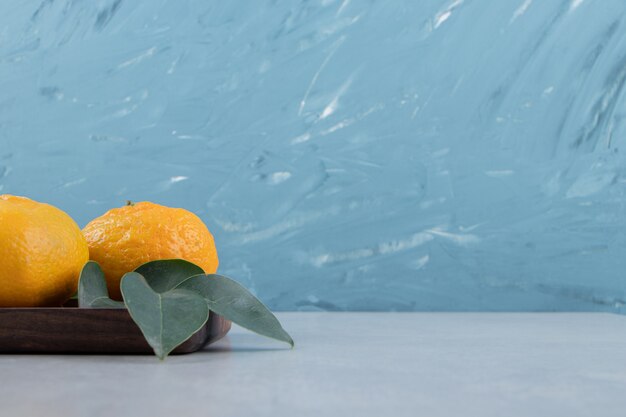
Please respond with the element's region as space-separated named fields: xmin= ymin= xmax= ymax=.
xmin=134 ymin=259 xmax=204 ymax=293
xmin=120 ymin=272 xmax=210 ymax=360
xmin=77 ymin=261 xmax=125 ymax=308
xmin=177 ymin=274 xmax=294 ymax=347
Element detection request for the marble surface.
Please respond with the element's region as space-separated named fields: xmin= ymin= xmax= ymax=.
xmin=1 ymin=1 xmax=626 ymax=311
xmin=1 ymin=312 xmax=626 ymax=417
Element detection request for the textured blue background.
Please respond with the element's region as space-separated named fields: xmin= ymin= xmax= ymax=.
xmin=1 ymin=0 xmax=625 ymax=311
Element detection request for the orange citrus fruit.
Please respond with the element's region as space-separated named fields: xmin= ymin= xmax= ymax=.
xmin=0 ymin=195 xmax=89 ymax=307
xmin=82 ymin=202 xmax=219 ymax=299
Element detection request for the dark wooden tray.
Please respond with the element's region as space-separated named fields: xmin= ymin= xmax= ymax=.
xmin=0 ymin=307 xmax=231 ymax=354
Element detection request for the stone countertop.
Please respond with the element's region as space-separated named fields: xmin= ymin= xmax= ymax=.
xmin=1 ymin=312 xmax=625 ymax=417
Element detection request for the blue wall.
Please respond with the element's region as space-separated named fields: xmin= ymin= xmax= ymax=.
xmin=1 ymin=0 xmax=625 ymax=311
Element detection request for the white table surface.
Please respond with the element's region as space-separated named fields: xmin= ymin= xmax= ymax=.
xmin=1 ymin=312 xmax=626 ymax=417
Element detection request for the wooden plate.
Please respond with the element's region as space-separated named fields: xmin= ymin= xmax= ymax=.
xmin=0 ymin=307 xmax=231 ymax=354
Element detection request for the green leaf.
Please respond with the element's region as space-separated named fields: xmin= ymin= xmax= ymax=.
xmin=177 ymin=274 xmax=294 ymax=347
xmin=120 ymin=272 xmax=210 ymax=360
xmin=77 ymin=261 xmax=125 ymax=308
xmin=134 ymin=259 xmax=205 ymax=293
